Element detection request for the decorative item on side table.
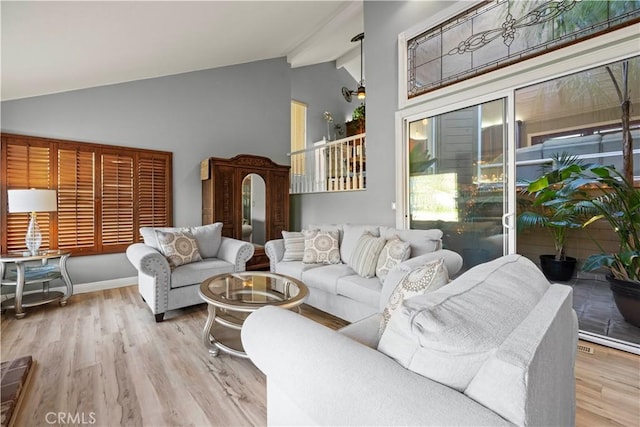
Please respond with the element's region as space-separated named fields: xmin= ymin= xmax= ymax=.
xmin=7 ymin=189 xmax=57 ymax=255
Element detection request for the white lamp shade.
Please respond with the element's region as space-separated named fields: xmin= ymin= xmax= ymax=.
xmin=8 ymin=189 xmax=58 ymax=213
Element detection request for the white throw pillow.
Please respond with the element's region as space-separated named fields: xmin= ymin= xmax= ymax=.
xmin=282 ymin=231 xmax=305 ymax=261
xmin=377 ymin=254 xmax=549 ymax=392
xmin=155 ymin=230 xmax=202 ymax=269
xmin=302 ymin=229 xmax=341 ymax=264
xmin=188 ymin=223 xmax=223 ymax=258
xmin=348 ymin=232 xmax=387 ymax=278
xmin=375 ymin=236 xmax=411 ymax=282
xmin=340 ymin=224 xmax=380 ymax=263
xmin=379 ymin=258 xmax=448 ymax=336
xmin=140 ymin=226 xmax=183 ymax=251
xmin=379 ymin=226 xmax=443 ymax=257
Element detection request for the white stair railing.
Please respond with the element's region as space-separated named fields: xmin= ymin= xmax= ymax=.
xmin=289 ymin=133 xmax=366 ymax=194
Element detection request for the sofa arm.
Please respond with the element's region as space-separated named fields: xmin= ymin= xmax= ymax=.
xmin=379 ymin=250 xmax=464 ymax=312
xmin=264 ymin=239 xmax=285 ymax=272
xmin=216 ymin=237 xmax=254 ymax=272
xmin=126 ymin=243 xmax=172 ymax=315
xmin=126 ymin=243 xmax=171 ymax=278
xmin=242 ymin=306 xmax=511 ymax=426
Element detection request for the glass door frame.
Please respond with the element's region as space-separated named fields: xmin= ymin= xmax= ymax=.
xmin=394 ymin=23 xmax=639 ymax=354
xmin=396 ymin=91 xmax=516 ymax=257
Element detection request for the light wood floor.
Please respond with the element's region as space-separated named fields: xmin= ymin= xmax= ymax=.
xmin=1 ymin=285 xmax=638 ymax=427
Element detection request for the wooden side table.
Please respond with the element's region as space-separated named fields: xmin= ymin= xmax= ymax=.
xmin=0 ymin=250 xmax=73 ymax=319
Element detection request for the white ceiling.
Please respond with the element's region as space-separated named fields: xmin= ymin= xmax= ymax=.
xmin=1 ymin=1 xmax=364 ymax=101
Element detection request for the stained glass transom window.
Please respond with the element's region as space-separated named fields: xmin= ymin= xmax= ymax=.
xmin=407 ymin=0 xmax=640 ymax=98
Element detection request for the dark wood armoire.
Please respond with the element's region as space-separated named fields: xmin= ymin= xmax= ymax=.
xmin=201 ymin=154 xmax=290 ymax=270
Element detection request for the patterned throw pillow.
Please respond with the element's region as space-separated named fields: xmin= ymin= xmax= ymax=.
xmin=376 ymin=236 xmax=411 ymax=282
xmin=302 ymin=229 xmax=341 ymax=264
xmin=349 ymin=232 xmax=387 ymax=278
xmin=155 ymin=230 xmax=202 ymax=269
xmin=379 ymin=258 xmax=448 ymax=336
xmin=282 ymin=231 xmax=305 ymax=261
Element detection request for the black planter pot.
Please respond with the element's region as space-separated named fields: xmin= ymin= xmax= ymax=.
xmin=539 ymin=255 xmax=577 ymax=282
xmin=608 ymin=274 xmax=640 ymax=328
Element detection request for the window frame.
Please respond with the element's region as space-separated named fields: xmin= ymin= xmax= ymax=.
xmin=1 ymin=133 xmax=173 ymax=256
xmin=395 ymin=22 xmax=639 ymax=240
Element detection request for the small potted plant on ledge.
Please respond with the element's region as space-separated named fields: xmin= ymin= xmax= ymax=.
xmin=528 ymin=161 xmax=640 ymax=327
xmin=518 ymin=154 xmax=584 ymax=281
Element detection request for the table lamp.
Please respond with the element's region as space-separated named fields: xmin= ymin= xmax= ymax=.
xmin=7 ymin=189 xmax=58 ymax=255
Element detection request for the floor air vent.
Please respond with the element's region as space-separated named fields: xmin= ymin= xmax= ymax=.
xmin=577 ymin=344 xmax=595 ymax=354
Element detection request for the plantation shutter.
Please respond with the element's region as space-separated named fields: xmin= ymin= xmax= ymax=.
xmin=101 ymin=152 xmax=134 ymax=247
xmin=2 ymin=133 xmax=172 ymax=255
xmin=57 ymin=147 xmax=95 ymax=251
xmin=3 ymin=139 xmax=53 ymax=252
xmin=137 ymin=155 xmax=171 ymax=234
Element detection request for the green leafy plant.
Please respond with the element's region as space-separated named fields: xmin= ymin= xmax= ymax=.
xmin=352 ymin=103 xmax=365 ymax=121
xmin=517 ymin=154 xmax=585 ymax=261
xmin=527 ymin=162 xmax=640 ymax=284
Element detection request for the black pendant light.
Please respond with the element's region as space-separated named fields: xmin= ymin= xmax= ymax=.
xmin=341 ymin=32 xmax=365 ymax=102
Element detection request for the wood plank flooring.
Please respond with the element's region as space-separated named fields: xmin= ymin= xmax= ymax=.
xmin=1 ymin=285 xmax=638 ymax=427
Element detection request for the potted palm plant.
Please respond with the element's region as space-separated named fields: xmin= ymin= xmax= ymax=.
xmin=528 ymin=162 xmax=640 ymax=326
xmin=518 ymin=154 xmax=584 ymax=281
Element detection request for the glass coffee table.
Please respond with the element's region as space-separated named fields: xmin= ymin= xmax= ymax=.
xmin=199 ymin=271 xmax=308 ymax=358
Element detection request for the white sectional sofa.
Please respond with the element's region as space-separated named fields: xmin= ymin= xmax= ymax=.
xmin=243 ymin=254 xmax=578 ymax=426
xmin=264 ymin=224 xmax=463 ymax=322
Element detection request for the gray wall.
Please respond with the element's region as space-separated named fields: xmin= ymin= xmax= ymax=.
xmin=290 ymin=61 xmax=357 ymax=230
xmin=291 ymin=62 xmax=356 ymax=144
xmin=1 ymin=57 xmax=292 ymax=284
xmin=293 ymin=1 xmax=452 ymax=228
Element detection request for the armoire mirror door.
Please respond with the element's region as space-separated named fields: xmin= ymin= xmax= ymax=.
xmin=241 ymin=173 xmax=266 ymax=245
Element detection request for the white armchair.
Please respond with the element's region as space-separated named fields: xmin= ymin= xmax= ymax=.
xmin=126 ymin=223 xmax=254 ymax=321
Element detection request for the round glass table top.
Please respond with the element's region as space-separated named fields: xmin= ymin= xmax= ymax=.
xmin=199 ymin=271 xmax=308 ymax=312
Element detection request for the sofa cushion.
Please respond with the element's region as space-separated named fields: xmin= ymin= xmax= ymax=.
xmin=379 ymin=227 xmax=442 ymax=257
xmin=171 ymin=258 xmax=235 ymax=288
xmin=377 ymin=254 xmax=549 ymax=392
xmin=376 ymin=236 xmax=411 ymax=281
xmin=348 ymin=232 xmax=386 ymax=278
xmin=155 ymin=230 xmax=202 ymax=269
xmin=282 ymin=231 xmax=304 ymax=261
xmin=274 ymin=261 xmax=324 ymax=281
xmin=302 ymin=229 xmax=341 ymax=264
xmin=188 ymin=223 xmax=223 ymax=259
xmin=301 ymin=264 xmax=355 ymax=294
xmin=336 ymin=275 xmax=383 ymax=308
xmin=379 ymin=258 xmax=448 ymax=336
xmin=340 ymin=224 xmax=380 ymax=263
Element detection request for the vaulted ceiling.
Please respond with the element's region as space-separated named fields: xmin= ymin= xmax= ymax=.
xmin=1 ymin=1 xmax=364 ymax=101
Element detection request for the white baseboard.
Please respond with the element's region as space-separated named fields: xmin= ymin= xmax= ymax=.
xmin=579 ymin=331 xmax=640 ymax=355
xmin=73 ymin=277 xmax=137 ymax=294
xmin=1 ymin=277 xmax=137 ymax=303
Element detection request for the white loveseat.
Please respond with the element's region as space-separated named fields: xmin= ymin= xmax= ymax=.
xmin=265 ymin=224 xmax=463 ymax=322
xmin=243 ymin=254 xmax=578 ymax=426
xmin=126 ymin=223 xmax=254 ymax=322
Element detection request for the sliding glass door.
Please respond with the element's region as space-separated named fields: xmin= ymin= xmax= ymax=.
xmin=407 ymin=98 xmax=508 ymax=271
